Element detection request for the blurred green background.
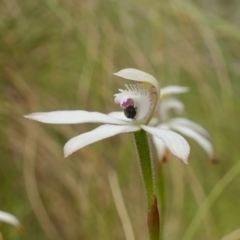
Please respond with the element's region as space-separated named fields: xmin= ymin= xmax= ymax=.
xmin=1 ymin=0 xmax=240 ymax=239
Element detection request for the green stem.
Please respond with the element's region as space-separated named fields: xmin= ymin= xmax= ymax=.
xmin=133 ymin=130 xmax=160 ymax=240
xmin=148 ymin=195 xmax=160 ymax=240
xmin=133 ymin=130 xmax=155 ymax=207
xmin=157 ymin=161 xmax=165 ymax=235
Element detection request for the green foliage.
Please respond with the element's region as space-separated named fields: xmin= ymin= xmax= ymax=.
xmin=1 ymin=0 xmax=240 ymax=239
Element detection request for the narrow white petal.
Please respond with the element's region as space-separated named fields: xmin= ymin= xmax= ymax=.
xmin=149 ymin=117 xmax=159 ymax=126
xmin=64 ymin=124 xmax=140 ymax=157
xmin=0 ymin=210 xmax=21 ymax=228
xmin=141 ymin=125 xmax=190 ymax=163
xmin=169 ymin=123 xmax=214 ymax=158
xmin=114 ymin=68 xmax=160 ymax=93
xmin=170 ymin=118 xmax=210 ymax=137
xmin=160 ymin=85 xmax=189 ymax=97
xmin=158 ymin=98 xmax=185 ymax=120
xmin=24 ymin=111 xmax=128 ymax=125
xmin=152 ymin=136 xmax=166 ymax=160
xmin=108 ymin=111 xmax=130 ymax=121
xmin=156 ymin=123 xmax=170 ymax=130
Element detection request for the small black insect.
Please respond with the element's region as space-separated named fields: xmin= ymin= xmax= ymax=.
xmin=124 ymin=105 xmax=137 ymax=119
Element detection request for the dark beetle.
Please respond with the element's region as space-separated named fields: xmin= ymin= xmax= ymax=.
xmin=124 ymin=105 xmax=137 ymax=119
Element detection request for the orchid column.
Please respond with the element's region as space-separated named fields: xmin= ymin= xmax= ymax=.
xmin=24 ymin=68 xmax=190 ymax=240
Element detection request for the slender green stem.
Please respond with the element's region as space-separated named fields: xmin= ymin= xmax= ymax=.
xmin=133 ymin=130 xmax=155 ymax=208
xmin=157 ymin=161 xmax=165 ymax=234
xmin=133 ymin=130 xmax=160 ymax=240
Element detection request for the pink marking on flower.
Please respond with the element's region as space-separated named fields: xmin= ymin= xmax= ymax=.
xmin=121 ymin=99 xmax=131 ymax=108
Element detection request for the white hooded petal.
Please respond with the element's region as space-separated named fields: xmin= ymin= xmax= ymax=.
xmin=24 ymin=111 xmax=128 ymax=125
xmin=64 ymin=124 xmax=140 ymax=157
xmin=114 ymin=68 xmax=160 ymax=94
xmin=0 ymin=210 xmax=21 ymax=228
xmin=170 ymin=118 xmax=210 ymax=138
xmin=160 ymin=85 xmax=189 ymax=97
xmin=169 ymin=122 xmax=214 ymax=158
xmin=141 ymin=125 xmax=190 ymax=163
xmin=130 ymin=94 xmax=151 ymax=120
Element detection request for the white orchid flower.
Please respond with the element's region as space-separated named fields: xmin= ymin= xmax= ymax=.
xmin=160 ymin=85 xmax=189 ymax=98
xmin=152 ymin=86 xmax=215 ymax=162
xmin=158 ymin=97 xmax=185 ymax=121
xmin=0 ymin=210 xmax=22 ymax=231
xmin=24 ymin=68 xmax=190 ymax=163
xmin=158 ymin=85 xmax=189 ymax=120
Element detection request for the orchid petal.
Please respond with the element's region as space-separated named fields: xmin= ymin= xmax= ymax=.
xmin=160 ymin=85 xmax=189 ymax=97
xmin=152 ymin=136 xmax=166 ymax=160
xmin=108 ymin=111 xmax=130 ymax=121
xmin=159 ymin=98 xmax=185 ymax=120
xmin=141 ymin=125 xmax=190 ymax=163
xmin=114 ymin=68 xmax=160 ymax=94
xmin=64 ymin=124 xmax=140 ymax=157
xmin=170 ymin=118 xmax=210 ymax=138
xmin=0 ymin=210 xmax=21 ymax=229
xmin=130 ymin=95 xmax=151 ymax=120
xmin=24 ymin=111 xmax=128 ymax=125
xmin=149 ymin=117 xmax=159 ymax=126
xmin=169 ymin=122 xmax=214 ymax=158
xmin=156 ymin=123 xmax=170 ymax=130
